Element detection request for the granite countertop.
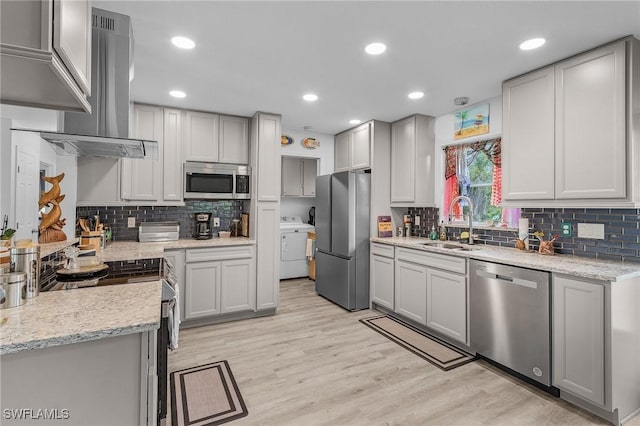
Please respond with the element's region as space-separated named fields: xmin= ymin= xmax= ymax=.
xmin=97 ymin=237 xmax=255 ymax=262
xmin=39 ymin=239 xmax=79 ymax=258
xmin=371 ymin=236 xmax=640 ymax=282
xmin=0 ymin=280 xmax=162 ymax=355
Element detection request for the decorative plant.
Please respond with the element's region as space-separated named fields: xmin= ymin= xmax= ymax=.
xmin=1 ymin=214 xmax=15 ymax=240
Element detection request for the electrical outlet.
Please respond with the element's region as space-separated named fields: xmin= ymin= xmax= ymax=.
xmin=560 ymin=222 xmax=572 ymax=237
xmin=577 ymin=223 xmax=605 ymax=239
xmin=127 ymin=217 xmax=135 ymax=228
xmin=213 ymin=217 xmax=220 ymax=227
xmin=414 ymin=216 xmax=421 ymax=226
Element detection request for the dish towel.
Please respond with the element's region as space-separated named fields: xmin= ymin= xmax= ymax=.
xmin=168 ymin=281 xmax=180 ymax=350
xmin=306 ymin=238 xmax=314 ymax=260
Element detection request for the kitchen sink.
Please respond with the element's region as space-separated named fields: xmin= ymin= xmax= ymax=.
xmin=420 ymin=241 xmax=478 ymax=251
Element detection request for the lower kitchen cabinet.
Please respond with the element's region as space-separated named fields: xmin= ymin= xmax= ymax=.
xmin=394 ymin=259 xmax=428 ymax=325
xmin=370 ymin=252 xmax=395 ymax=310
xmin=553 ymin=275 xmax=605 ymax=405
xmin=426 ymin=268 xmax=467 ymax=343
xmin=183 ymin=245 xmax=256 ymax=321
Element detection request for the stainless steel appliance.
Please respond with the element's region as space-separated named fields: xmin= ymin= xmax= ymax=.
xmin=40 ymin=8 xmax=158 ymax=159
xmin=10 ymin=245 xmax=40 ymax=298
xmin=315 ymin=171 xmax=370 ymax=311
xmin=184 ymin=162 xmax=251 ymax=200
xmin=470 ymin=259 xmax=555 ymax=391
xmin=0 ymin=272 xmax=27 ymax=309
xmin=194 ymin=213 xmax=213 ymax=240
xmin=138 ymin=222 xmax=180 ymax=242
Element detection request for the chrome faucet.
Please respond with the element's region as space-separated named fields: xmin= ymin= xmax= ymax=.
xmin=449 ymin=195 xmax=474 ymax=245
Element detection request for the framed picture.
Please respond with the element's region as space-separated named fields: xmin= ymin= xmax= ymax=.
xmin=454 ymin=103 xmax=489 ymax=140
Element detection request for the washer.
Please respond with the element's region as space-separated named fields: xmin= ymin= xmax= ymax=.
xmin=280 ymin=216 xmax=315 ymax=279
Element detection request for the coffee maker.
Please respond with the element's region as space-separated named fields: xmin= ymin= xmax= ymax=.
xmin=194 ymin=212 xmax=212 ymax=239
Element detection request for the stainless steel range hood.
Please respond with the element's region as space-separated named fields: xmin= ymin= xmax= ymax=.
xmin=40 ymin=8 xmax=157 ymax=159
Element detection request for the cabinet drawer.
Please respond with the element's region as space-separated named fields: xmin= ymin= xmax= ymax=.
xmin=186 ymin=245 xmax=254 ymax=262
xmin=371 ymin=243 xmax=394 ymax=258
xmin=396 ymin=247 xmax=466 ymax=274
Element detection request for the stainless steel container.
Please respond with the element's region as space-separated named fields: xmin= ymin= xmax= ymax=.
xmin=0 ymin=272 xmax=27 ymax=309
xmin=10 ymin=246 xmax=40 ymax=298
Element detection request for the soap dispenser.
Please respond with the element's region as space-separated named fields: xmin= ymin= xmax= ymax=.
xmin=429 ymin=225 xmax=438 ymax=240
xmin=439 ymin=221 xmax=447 ymax=241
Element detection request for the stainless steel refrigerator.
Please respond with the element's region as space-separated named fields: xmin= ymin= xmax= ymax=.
xmin=315 ymin=171 xmax=370 ymax=311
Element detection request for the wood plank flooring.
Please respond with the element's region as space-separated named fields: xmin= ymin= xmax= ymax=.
xmin=168 ymin=279 xmax=631 ymax=426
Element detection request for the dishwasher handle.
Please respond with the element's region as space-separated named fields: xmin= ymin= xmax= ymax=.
xmin=475 ymin=269 xmax=538 ymax=289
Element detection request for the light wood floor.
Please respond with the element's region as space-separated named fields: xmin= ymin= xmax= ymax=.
xmin=168 ymin=279 xmax=632 ymax=426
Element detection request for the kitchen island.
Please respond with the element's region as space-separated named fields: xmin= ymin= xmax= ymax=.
xmin=0 ymin=280 xmax=162 ymax=425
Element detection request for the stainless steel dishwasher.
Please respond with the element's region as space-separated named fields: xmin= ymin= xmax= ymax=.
xmin=470 ymin=259 xmax=555 ymax=391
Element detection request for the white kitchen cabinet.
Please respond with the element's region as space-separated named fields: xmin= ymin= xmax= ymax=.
xmin=121 ymin=104 xmax=163 ymax=202
xmin=0 ymin=0 xmax=91 ymax=112
xmin=370 ymin=243 xmax=395 ymax=310
xmin=281 ymin=157 xmax=317 ymax=197
xmin=503 ymin=38 xmax=635 ymax=206
xmin=184 ymin=245 xmax=256 ymax=320
xmin=162 ymin=109 xmax=183 ymax=201
xmin=426 ymin=268 xmax=467 ymax=343
xmin=255 ymin=113 xmax=282 ymax=202
xmin=390 ymin=115 xmax=435 ymax=207
xmin=553 ymin=275 xmax=605 ymax=405
xmin=219 ymin=115 xmax=249 ymax=164
xmin=255 ymin=203 xmax=279 ymax=310
xmin=334 ymin=122 xmax=371 ymax=172
xmin=183 ymin=111 xmax=219 ymax=162
xmin=394 ymin=259 xmax=428 ymax=325
xmin=184 ymin=112 xmax=249 ymax=164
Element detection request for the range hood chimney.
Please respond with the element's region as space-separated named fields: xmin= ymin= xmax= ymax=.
xmin=41 ymin=8 xmax=157 ymax=159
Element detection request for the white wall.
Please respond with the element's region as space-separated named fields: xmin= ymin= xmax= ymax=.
xmin=433 ymin=96 xmax=503 ymax=208
xmin=279 ymin=128 xmax=333 ymax=222
xmin=0 ymin=105 xmax=77 ymax=241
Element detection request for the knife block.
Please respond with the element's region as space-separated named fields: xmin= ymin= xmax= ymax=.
xmin=80 ymin=231 xmax=101 ymax=252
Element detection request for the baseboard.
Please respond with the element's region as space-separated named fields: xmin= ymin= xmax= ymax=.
xmin=180 ymin=308 xmax=276 ymax=329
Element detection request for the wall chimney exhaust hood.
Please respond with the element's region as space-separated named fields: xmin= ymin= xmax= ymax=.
xmin=40 ymin=7 xmax=158 ymax=159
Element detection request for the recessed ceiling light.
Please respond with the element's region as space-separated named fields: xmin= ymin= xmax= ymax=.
xmin=169 ymin=90 xmax=186 ymax=98
xmin=303 ymin=93 xmax=318 ymax=102
xmin=408 ymin=91 xmax=424 ymax=100
xmin=171 ymin=36 xmax=195 ymax=49
xmin=519 ymin=37 xmax=546 ymax=51
xmin=349 ymin=119 xmax=362 ymax=125
xmin=365 ymin=42 xmax=386 ymax=55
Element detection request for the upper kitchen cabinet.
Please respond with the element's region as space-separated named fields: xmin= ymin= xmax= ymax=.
xmin=390 ymin=114 xmax=435 ymax=207
xmin=183 ymin=111 xmax=249 ymax=164
xmin=281 ymin=157 xmax=317 ymax=197
xmin=334 ymin=122 xmax=372 ymax=172
xmin=0 ymin=0 xmax=91 ymax=112
xmin=503 ymin=37 xmax=638 ymax=207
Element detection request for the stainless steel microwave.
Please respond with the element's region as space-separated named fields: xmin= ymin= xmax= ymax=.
xmin=184 ymin=162 xmax=251 ymax=200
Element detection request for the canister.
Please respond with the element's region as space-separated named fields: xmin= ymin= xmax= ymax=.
xmin=405 ymin=224 xmax=412 ymax=237
xmin=396 ymin=226 xmax=404 ymax=237
xmin=10 ymin=246 xmax=40 ymax=298
xmin=0 ymin=272 xmax=27 ymax=309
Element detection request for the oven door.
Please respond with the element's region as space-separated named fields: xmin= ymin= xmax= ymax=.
xmin=184 ymin=171 xmax=234 ymax=199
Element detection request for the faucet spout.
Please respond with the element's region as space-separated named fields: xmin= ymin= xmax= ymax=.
xmin=449 ymin=195 xmax=475 ymax=245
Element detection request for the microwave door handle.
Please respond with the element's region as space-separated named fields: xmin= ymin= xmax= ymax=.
xmin=232 ymin=171 xmax=237 ymax=197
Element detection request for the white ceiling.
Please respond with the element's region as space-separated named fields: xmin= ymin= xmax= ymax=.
xmin=94 ymin=1 xmax=640 ymax=135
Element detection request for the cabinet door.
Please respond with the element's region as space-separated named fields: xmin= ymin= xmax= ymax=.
xmin=553 ymin=276 xmax=605 ymax=405
xmin=502 ymin=66 xmax=555 ymax=200
xmin=256 ymin=113 xmax=282 ymax=202
xmin=122 ymin=104 xmax=162 ymax=201
xmin=256 ymin=203 xmax=279 ymax=309
xmin=184 ymin=111 xmax=219 ymax=162
xmin=555 ymin=42 xmax=626 ymax=199
xmin=219 ymin=115 xmax=249 ymax=164
xmin=52 ymin=0 xmax=91 ymax=94
xmin=334 ymin=132 xmax=351 ymax=172
xmin=371 ymin=254 xmax=394 ymax=310
xmin=426 ymin=269 xmax=467 ymax=343
xmin=163 ymin=108 xmax=183 ymax=201
xmin=302 ymin=158 xmax=317 ymax=196
xmin=281 ymin=157 xmax=302 ymax=196
xmin=391 ymin=116 xmax=416 ymax=203
xmin=185 ymin=261 xmax=221 ymax=319
xmin=394 ymin=260 xmax=427 ymax=325
xmin=221 ymin=258 xmax=256 ymax=313
xmin=350 ymin=122 xmax=371 ymax=169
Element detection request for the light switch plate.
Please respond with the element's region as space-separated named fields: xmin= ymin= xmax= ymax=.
xmin=414 ymin=216 xmax=421 ymax=226
xmin=127 ymin=217 xmax=135 ymax=228
xmin=577 ymin=223 xmax=605 ymax=239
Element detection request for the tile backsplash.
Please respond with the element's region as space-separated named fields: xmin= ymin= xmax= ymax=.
xmin=76 ymin=200 xmax=245 ymax=241
xmin=407 ymin=207 xmax=640 ymax=264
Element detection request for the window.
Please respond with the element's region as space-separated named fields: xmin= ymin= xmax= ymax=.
xmin=443 ymin=138 xmax=520 ymax=228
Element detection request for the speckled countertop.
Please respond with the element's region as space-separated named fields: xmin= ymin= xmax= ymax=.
xmin=0 ymin=280 xmax=162 ymax=355
xmin=371 ymin=237 xmax=640 ymax=282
